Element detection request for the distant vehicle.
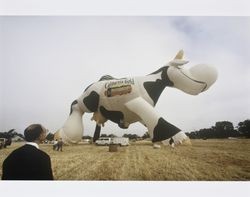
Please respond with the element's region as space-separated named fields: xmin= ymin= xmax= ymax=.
xmin=95 ymin=137 xmax=112 ymax=146
xmin=78 ymin=139 xmax=91 ymax=144
xmin=112 ymin=137 xmax=129 ymax=146
xmin=95 ymin=137 xmax=129 ymax=146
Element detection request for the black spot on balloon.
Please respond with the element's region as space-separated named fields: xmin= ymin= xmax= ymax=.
xmin=99 ymin=106 xmax=125 ymax=128
xmin=69 ymin=100 xmax=78 ymax=115
xmin=152 ymin=118 xmax=180 ymax=142
xmin=144 ymin=66 xmax=173 ymax=105
xmin=83 ymin=91 xmax=100 ymax=112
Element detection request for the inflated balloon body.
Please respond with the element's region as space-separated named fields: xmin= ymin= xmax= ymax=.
xmin=55 ymin=50 xmax=218 ymax=146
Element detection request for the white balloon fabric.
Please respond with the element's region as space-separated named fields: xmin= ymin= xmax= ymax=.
xmin=167 ymin=63 xmax=218 ymax=95
xmin=55 ymin=50 xmax=218 ymax=145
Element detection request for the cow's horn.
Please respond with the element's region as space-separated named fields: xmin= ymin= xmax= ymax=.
xmin=174 ymin=49 xmax=184 ymax=60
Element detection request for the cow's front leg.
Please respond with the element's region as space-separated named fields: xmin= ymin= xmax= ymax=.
xmin=125 ymin=97 xmax=189 ymax=148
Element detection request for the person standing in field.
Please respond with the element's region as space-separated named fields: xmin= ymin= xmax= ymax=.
xmin=1 ymin=124 xmax=54 ymax=180
xmin=53 ymin=139 xmax=58 ymax=150
xmin=57 ymin=138 xmax=63 ymax=151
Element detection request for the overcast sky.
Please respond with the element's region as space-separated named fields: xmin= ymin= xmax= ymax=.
xmin=0 ymin=16 xmax=250 ymax=136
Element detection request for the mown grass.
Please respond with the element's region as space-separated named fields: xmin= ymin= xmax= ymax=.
xmin=1 ymin=139 xmax=250 ymax=180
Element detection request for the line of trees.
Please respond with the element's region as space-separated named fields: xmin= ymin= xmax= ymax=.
xmin=186 ymin=119 xmax=250 ymax=139
xmin=83 ymin=119 xmax=250 ymax=140
xmin=0 ymin=129 xmax=25 ymax=147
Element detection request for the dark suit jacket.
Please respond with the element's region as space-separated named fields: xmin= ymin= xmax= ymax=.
xmin=2 ymin=144 xmax=53 ymax=180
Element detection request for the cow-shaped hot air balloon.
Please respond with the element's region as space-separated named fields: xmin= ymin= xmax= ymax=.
xmin=54 ymin=50 xmax=218 ymax=147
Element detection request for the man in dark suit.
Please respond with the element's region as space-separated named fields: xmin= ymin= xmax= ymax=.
xmin=2 ymin=124 xmax=53 ymax=180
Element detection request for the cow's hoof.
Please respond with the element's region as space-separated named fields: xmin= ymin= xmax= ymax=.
xmin=181 ymin=137 xmax=192 ymax=146
xmin=153 ymin=143 xmax=161 ymax=149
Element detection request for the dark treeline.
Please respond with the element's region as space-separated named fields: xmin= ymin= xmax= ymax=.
xmin=0 ymin=129 xmax=25 ymax=147
xmin=95 ymin=119 xmax=250 ymax=140
xmin=99 ymin=132 xmax=151 ymax=140
xmin=83 ymin=133 xmax=144 ymax=140
xmin=82 ymin=120 xmax=250 ymax=140
xmin=100 ymin=133 xmax=142 ymax=140
xmin=185 ymin=119 xmax=250 ymax=139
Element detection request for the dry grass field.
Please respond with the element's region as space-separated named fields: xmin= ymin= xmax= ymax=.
xmin=1 ymin=139 xmax=250 ymax=180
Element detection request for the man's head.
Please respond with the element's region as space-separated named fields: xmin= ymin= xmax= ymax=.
xmin=24 ymin=124 xmax=47 ymax=143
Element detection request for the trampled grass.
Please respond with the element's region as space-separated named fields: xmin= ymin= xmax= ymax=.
xmin=1 ymin=139 xmax=250 ymax=180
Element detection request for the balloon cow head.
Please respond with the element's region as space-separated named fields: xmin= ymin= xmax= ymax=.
xmin=54 ymin=50 xmax=218 ymax=146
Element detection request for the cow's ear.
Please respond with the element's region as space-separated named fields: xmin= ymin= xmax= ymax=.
xmin=166 ymin=50 xmax=189 ymax=68
xmin=174 ymin=50 xmax=184 ymax=60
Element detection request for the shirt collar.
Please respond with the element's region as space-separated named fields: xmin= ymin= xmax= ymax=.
xmin=26 ymin=142 xmax=39 ymax=149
